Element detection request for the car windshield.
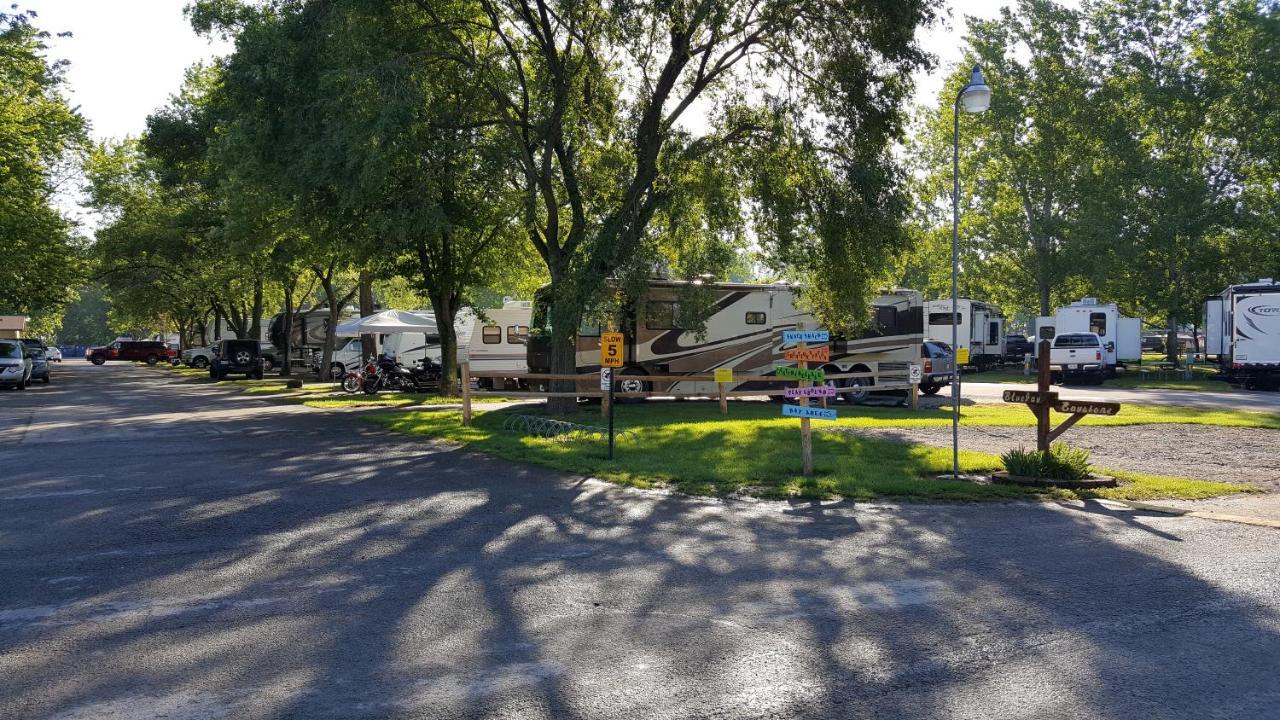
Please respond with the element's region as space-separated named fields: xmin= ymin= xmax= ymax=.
xmin=0 ymin=342 xmax=20 ymax=358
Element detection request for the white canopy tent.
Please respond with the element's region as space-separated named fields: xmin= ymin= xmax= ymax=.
xmin=335 ymin=309 xmax=438 ymax=338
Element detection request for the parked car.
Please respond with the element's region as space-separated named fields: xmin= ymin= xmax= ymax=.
xmin=28 ymin=347 xmax=50 ymax=384
xmin=46 ymin=346 xmax=62 ymax=362
xmin=210 ymin=339 xmax=266 ymax=380
xmin=1004 ymin=333 xmax=1034 ymax=361
xmin=0 ymin=339 xmax=33 ymax=389
xmin=86 ymin=340 xmax=175 ymax=365
xmin=1141 ymin=334 xmax=1165 ymax=353
xmin=920 ymin=340 xmax=955 ymax=396
xmin=1049 ymin=332 xmax=1106 ymax=384
xmin=187 ymin=343 xmax=277 ymax=370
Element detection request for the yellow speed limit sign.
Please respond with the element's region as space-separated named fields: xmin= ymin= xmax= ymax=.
xmin=600 ymin=331 xmax=624 ymax=367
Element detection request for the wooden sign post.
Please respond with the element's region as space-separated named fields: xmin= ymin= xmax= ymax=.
xmin=1002 ymin=339 xmax=1121 ymax=451
xmin=780 ymin=328 xmax=833 ymax=477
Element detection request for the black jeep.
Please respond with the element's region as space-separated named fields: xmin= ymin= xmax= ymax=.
xmin=210 ymin=339 xmax=266 ymax=380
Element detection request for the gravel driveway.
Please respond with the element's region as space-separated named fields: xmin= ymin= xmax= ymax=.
xmin=831 ymin=424 xmax=1280 ymax=490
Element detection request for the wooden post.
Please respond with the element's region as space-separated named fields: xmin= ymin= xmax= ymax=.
xmin=718 ymin=382 xmax=728 ymax=415
xmin=1036 ymin=340 xmax=1051 ymax=452
xmin=910 ymin=378 xmax=919 ymax=410
xmin=798 ymin=335 xmax=813 ymax=478
xmin=461 ymin=360 xmax=472 ymax=427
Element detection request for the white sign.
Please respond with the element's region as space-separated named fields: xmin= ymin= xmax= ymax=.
xmin=457 ymin=346 xmax=470 ymax=363
xmin=600 ymin=367 xmax=612 ymax=392
xmin=909 ymin=363 xmax=922 ymax=384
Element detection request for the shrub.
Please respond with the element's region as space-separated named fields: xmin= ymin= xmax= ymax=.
xmin=1000 ymin=442 xmax=1093 ymax=480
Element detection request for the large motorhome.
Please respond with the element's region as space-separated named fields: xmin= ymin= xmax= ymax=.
xmin=527 ymin=280 xmax=924 ymax=402
xmin=1204 ymin=279 xmax=1280 ymax=390
xmin=459 ymin=300 xmax=533 ymax=388
xmin=923 ymin=298 xmax=1005 ymax=369
xmin=1034 ymin=298 xmax=1142 ymax=372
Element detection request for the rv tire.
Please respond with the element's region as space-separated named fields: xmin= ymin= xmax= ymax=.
xmin=616 ymin=369 xmax=649 ymax=403
xmin=838 ymin=372 xmax=873 ymax=405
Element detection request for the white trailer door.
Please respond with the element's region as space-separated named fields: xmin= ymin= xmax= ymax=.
xmin=1204 ymin=298 xmax=1224 ymax=356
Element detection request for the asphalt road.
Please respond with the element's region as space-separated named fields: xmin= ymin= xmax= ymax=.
xmin=960 ymin=379 xmax=1280 ymax=413
xmin=2 ymin=362 xmax=1279 ymax=719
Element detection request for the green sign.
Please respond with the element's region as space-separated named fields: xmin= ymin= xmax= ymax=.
xmin=776 ymin=366 xmax=825 ymax=382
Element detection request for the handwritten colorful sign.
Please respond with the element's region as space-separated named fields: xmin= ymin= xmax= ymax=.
xmin=784 ymin=385 xmax=837 ymax=399
xmin=713 ymin=368 xmax=733 ymax=383
xmin=782 ymin=346 xmax=830 ymax=363
xmin=782 ymin=330 xmax=830 ymax=343
xmin=776 ymin=366 xmax=826 ymax=382
xmin=782 ymin=404 xmax=837 ymax=420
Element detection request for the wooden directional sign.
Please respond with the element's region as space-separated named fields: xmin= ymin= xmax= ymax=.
xmin=783 ymin=346 xmax=830 ymax=363
xmin=783 ymin=330 xmax=829 ymax=343
xmin=782 ymin=403 xmax=837 ymax=420
xmin=713 ymin=367 xmax=733 ymax=383
xmin=776 ymin=366 xmax=825 ymax=382
xmin=600 ymin=331 xmax=624 ymax=368
xmin=1003 ymin=389 xmax=1058 ymax=405
xmin=1053 ymin=399 xmax=1121 ymax=416
xmin=785 ymin=384 xmax=837 ymax=399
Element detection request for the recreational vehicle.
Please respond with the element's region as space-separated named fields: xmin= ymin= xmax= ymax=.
xmin=1033 ymin=299 xmax=1142 ymax=373
xmin=527 ymin=280 xmax=924 ymax=403
xmin=1204 ymin=279 xmax=1280 ymax=390
xmin=923 ymin=298 xmax=1005 ymax=369
xmin=460 ymin=300 xmax=533 ymax=388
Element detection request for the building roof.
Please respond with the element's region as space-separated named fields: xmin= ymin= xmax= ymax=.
xmin=0 ymin=316 xmax=29 ymax=331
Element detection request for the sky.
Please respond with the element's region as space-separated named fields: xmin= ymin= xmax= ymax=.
xmin=24 ymin=0 xmax=1078 ymax=224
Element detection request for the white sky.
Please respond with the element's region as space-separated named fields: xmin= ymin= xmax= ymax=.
xmin=24 ymin=0 xmax=1078 ymax=225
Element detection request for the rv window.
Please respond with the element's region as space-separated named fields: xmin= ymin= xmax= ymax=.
xmin=989 ymin=321 xmax=999 ymax=345
xmin=481 ymin=325 xmax=501 ymax=344
xmin=745 ymin=311 xmax=767 ymax=325
xmin=928 ymin=312 xmax=961 ymax=326
xmin=506 ymin=325 xmax=529 ymax=343
xmin=644 ymin=302 xmax=678 ymax=330
xmin=1089 ymin=312 xmax=1107 ymax=336
xmin=577 ymin=319 xmax=601 ymax=337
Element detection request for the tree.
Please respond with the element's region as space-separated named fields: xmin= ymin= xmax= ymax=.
xmin=0 ymin=8 xmax=87 ymax=324
xmin=411 ymin=0 xmax=937 ymax=407
xmin=911 ymin=0 xmax=1099 ymax=317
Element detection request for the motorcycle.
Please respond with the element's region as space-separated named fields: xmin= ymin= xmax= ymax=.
xmin=361 ymin=355 xmax=444 ymax=394
xmin=341 ymin=365 xmax=368 ymax=394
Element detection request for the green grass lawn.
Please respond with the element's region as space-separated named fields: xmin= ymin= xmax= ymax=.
xmin=366 ymin=404 xmax=1255 ymax=502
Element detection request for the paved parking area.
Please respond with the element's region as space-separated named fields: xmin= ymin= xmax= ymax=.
xmin=1 ymin=363 xmax=1278 ymax=719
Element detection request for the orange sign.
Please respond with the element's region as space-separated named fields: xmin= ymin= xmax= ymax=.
xmin=600 ymin=332 xmax=624 ymax=368
xmin=782 ymin=346 xmax=830 ymax=363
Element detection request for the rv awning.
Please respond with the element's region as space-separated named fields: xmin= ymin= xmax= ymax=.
xmin=335 ymin=310 xmax=436 ymax=337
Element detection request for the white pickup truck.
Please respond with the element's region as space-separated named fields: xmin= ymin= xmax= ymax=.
xmin=1049 ymin=332 xmax=1106 ymax=384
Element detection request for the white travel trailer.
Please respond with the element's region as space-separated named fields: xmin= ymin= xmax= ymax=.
xmin=528 ymin=280 xmax=924 ymax=403
xmin=924 ymin=298 xmax=1005 ymax=369
xmin=459 ymin=300 xmax=533 ymax=388
xmin=1034 ymin=298 xmax=1141 ymax=372
xmin=1204 ymin=279 xmax=1280 ymax=389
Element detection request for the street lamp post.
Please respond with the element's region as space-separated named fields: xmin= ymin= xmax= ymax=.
xmin=951 ymin=64 xmax=992 ymax=481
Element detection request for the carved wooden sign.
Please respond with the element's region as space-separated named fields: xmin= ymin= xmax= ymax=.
xmin=1053 ymin=400 xmax=1121 ymax=416
xmin=1002 ymin=389 xmax=1059 ymax=405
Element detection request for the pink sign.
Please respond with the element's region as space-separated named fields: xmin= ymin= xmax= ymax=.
xmin=784 ymin=385 xmax=837 ymax=399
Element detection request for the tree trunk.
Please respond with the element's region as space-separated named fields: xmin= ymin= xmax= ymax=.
xmin=317 ymin=271 xmax=339 ymax=382
xmin=359 ymin=270 xmax=376 ymax=364
xmin=547 ymin=281 xmax=581 ymax=414
xmin=249 ymin=278 xmax=264 ymax=341
xmin=428 ymin=291 xmax=460 ymax=397
xmin=281 ymin=283 xmax=294 ymax=377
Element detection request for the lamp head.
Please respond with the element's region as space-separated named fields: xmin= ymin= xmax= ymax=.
xmin=960 ymin=64 xmax=992 ymax=113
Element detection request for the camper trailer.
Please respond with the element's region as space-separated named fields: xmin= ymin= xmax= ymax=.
xmin=460 ymin=300 xmax=533 ymax=388
xmin=1204 ymin=279 xmax=1280 ymax=390
xmin=527 ymin=280 xmax=923 ymax=402
xmin=923 ymin=299 xmax=1005 ymax=369
xmin=1033 ymin=299 xmax=1141 ymax=372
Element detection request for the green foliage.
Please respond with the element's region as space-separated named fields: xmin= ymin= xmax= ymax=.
xmin=0 ymin=9 xmax=87 ymax=321
xmin=1001 ymin=442 xmax=1093 ymax=481
xmin=56 ymin=285 xmax=113 ymax=345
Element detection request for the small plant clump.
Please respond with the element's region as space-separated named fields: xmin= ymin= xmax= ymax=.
xmin=1001 ymin=442 xmax=1094 ymax=481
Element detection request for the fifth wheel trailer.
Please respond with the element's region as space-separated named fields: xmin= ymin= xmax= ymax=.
xmin=1204 ymin=279 xmax=1280 ymax=390
xmin=923 ymin=298 xmax=1005 ymax=369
